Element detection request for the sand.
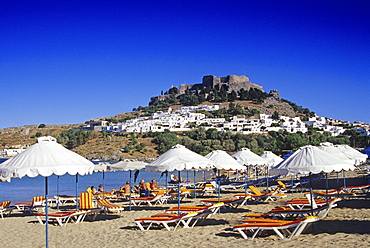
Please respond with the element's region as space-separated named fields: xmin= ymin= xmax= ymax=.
xmin=1 ymin=170 xmax=369 ymax=248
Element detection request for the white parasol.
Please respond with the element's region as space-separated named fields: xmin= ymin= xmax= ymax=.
xmin=204 ymin=150 xmax=245 ymax=171
xmin=0 ymin=136 xmax=94 ymax=248
xmin=231 ymin=148 xmax=267 ymax=166
xmin=146 ymin=144 xmax=214 ymax=215
xmin=146 ymin=144 xmax=214 ymax=172
xmin=271 ymin=145 xmax=355 ymax=176
xmin=110 ymin=160 xmax=147 ymax=171
xmin=0 ymin=136 xmax=93 ymax=181
xmin=334 ymin=144 xmax=368 ymax=165
xmin=110 ymin=160 xmax=148 ymax=211
xmin=260 ymin=151 xmax=283 ymax=168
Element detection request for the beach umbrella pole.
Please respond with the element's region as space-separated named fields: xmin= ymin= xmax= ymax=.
xmin=164 ymin=171 xmax=168 ymax=204
xmin=165 ymin=171 xmax=168 ymax=197
xmin=266 ymin=166 xmax=269 ymax=191
xmin=336 ymin=172 xmax=339 ymax=188
xmin=177 ymin=171 xmax=181 ymax=216
xmin=309 ymin=173 xmax=313 ymax=214
xmin=244 ymin=167 xmax=248 ymax=199
xmin=325 ymin=173 xmax=329 ymax=204
xmin=103 ymin=170 xmax=106 ymax=198
xmin=291 ymin=175 xmax=294 ymax=190
xmin=57 ymin=175 xmax=60 ymax=210
xmin=45 ymin=176 xmax=49 ymax=248
xmin=76 ymin=175 xmax=79 ymax=211
xmin=129 ymin=170 xmax=132 ymax=211
xmin=217 ymin=169 xmax=220 ymax=203
xmin=193 ymin=171 xmax=196 ymax=199
xmin=343 ymin=171 xmax=347 ymax=188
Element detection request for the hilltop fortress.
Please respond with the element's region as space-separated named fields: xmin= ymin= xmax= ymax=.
xmin=179 ymin=75 xmax=264 ymax=94
xmin=150 ymin=75 xmax=274 ymax=105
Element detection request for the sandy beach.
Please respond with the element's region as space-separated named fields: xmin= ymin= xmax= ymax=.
xmin=1 ymin=170 xmax=369 ymax=248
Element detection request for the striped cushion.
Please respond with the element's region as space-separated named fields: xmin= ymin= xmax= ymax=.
xmin=0 ymin=201 xmax=10 ymax=208
xmin=79 ymin=193 xmax=94 ymax=210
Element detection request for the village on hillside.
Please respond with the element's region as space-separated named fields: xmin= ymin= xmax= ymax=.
xmin=81 ymin=104 xmax=368 ymax=136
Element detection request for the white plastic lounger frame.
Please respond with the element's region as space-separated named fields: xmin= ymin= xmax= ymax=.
xmin=234 ymin=216 xmax=319 ymax=240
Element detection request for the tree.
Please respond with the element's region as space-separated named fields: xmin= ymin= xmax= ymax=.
xmin=235 ymin=139 xmax=246 ymax=151
xmin=228 ymin=90 xmax=238 ymax=101
xmin=180 ymin=94 xmax=200 ymax=106
xmin=57 ymin=129 xmax=95 ymax=149
xmin=211 ymin=140 xmax=223 ymax=150
xmin=38 ymin=124 xmax=46 ymax=128
xmin=272 ymin=111 xmax=280 ymax=121
xmin=238 ymin=88 xmax=248 ymax=100
xmin=168 ymin=86 xmax=179 ymax=95
xmin=135 ymin=143 xmax=146 ymax=152
xmin=206 ymin=128 xmax=219 ymax=140
xmin=190 ymin=141 xmax=209 ymax=155
xmin=123 ymin=145 xmax=132 ymax=153
xmin=187 ymin=127 xmax=207 ymax=141
xmin=285 ymin=133 xmax=308 ymax=150
xmin=224 ymin=139 xmax=235 ymax=152
xmin=153 ymin=130 xmax=179 ymax=154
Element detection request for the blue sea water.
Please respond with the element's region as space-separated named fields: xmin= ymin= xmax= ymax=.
xmin=0 ymin=159 xmax=212 ymax=203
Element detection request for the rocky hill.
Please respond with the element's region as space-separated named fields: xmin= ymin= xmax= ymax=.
xmin=0 ymin=74 xmax=315 ymax=160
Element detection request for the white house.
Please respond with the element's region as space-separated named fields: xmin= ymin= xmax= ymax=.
xmin=95 ymin=104 xmax=358 ymax=136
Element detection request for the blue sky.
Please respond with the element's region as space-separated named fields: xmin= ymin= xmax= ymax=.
xmin=1 ymin=0 xmax=369 ymax=129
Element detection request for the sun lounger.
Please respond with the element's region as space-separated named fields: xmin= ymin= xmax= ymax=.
xmin=118 ymin=193 xmax=140 ymax=200
xmin=169 ymin=188 xmax=191 ymax=201
xmin=152 ymin=208 xmax=218 ymax=228
xmin=248 ymin=185 xmax=287 ymax=201
xmin=270 ymin=180 xmax=303 ymax=192
xmin=244 ymin=202 xmax=337 ymax=220
xmin=35 ymin=210 xmax=88 ymax=226
xmin=131 ymin=194 xmax=168 ymax=206
xmin=200 ymin=197 xmax=249 ymax=208
xmin=219 ymin=182 xmax=245 ymax=190
xmin=97 ymin=199 xmax=124 ymax=214
xmin=285 ymin=195 xmax=342 ymax=210
xmin=340 ymin=184 xmax=370 ymax=193
xmin=54 ymin=195 xmax=77 ymax=205
xmin=164 ymin=202 xmax=225 ymax=215
xmin=79 ymin=193 xmax=101 ymax=220
xmin=187 ymin=183 xmax=216 ymax=197
xmin=134 ymin=211 xmax=198 ymax=231
xmin=234 ymin=189 xmax=284 ymax=203
xmin=15 ymin=196 xmax=49 ymax=213
xmin=233 ymin=216 xmax=319 ymax=240
xmin=0 ymin=201 xmax=15 ymax=219
xmin=312 ymin=190 xmax=356 ymax=199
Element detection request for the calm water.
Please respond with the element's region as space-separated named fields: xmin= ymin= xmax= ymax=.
xmin=0 ymin=159 xmax=212 ymax=203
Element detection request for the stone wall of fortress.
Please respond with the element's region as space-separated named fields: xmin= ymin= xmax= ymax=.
xmin=151 ymin=75 xmax=265 ymax=104
xmin=178 ymin=75 xmax=264 ymax=94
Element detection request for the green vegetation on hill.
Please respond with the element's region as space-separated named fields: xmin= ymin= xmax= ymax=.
xmin=281 ymin=99 xmax=316 ymax=119
xmin=138 ymin=126 xmax=369 ymax=157
xmin=57 ymin=129 xmax=99 ymax=149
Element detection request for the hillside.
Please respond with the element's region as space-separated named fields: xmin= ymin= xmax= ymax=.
xmin=0 ymin=74 xmax=323 ymax=160
xmin=96 ymin=99 xmax=298 ymax=123
xmin=0 ymin=124 xmax=81 ymax=148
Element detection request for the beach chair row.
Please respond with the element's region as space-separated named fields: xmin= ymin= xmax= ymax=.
xmin=134 ymin=202 xmax=224 ymax=231
xmin=233 ymin=193 xmax=341 ymax=240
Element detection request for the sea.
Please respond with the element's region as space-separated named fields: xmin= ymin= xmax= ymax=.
xmin=0 ymin=159 xmax=212 ymax=203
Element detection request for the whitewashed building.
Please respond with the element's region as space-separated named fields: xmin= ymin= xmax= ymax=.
xmin=92 ymin=104 xmax=356 ymax=136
